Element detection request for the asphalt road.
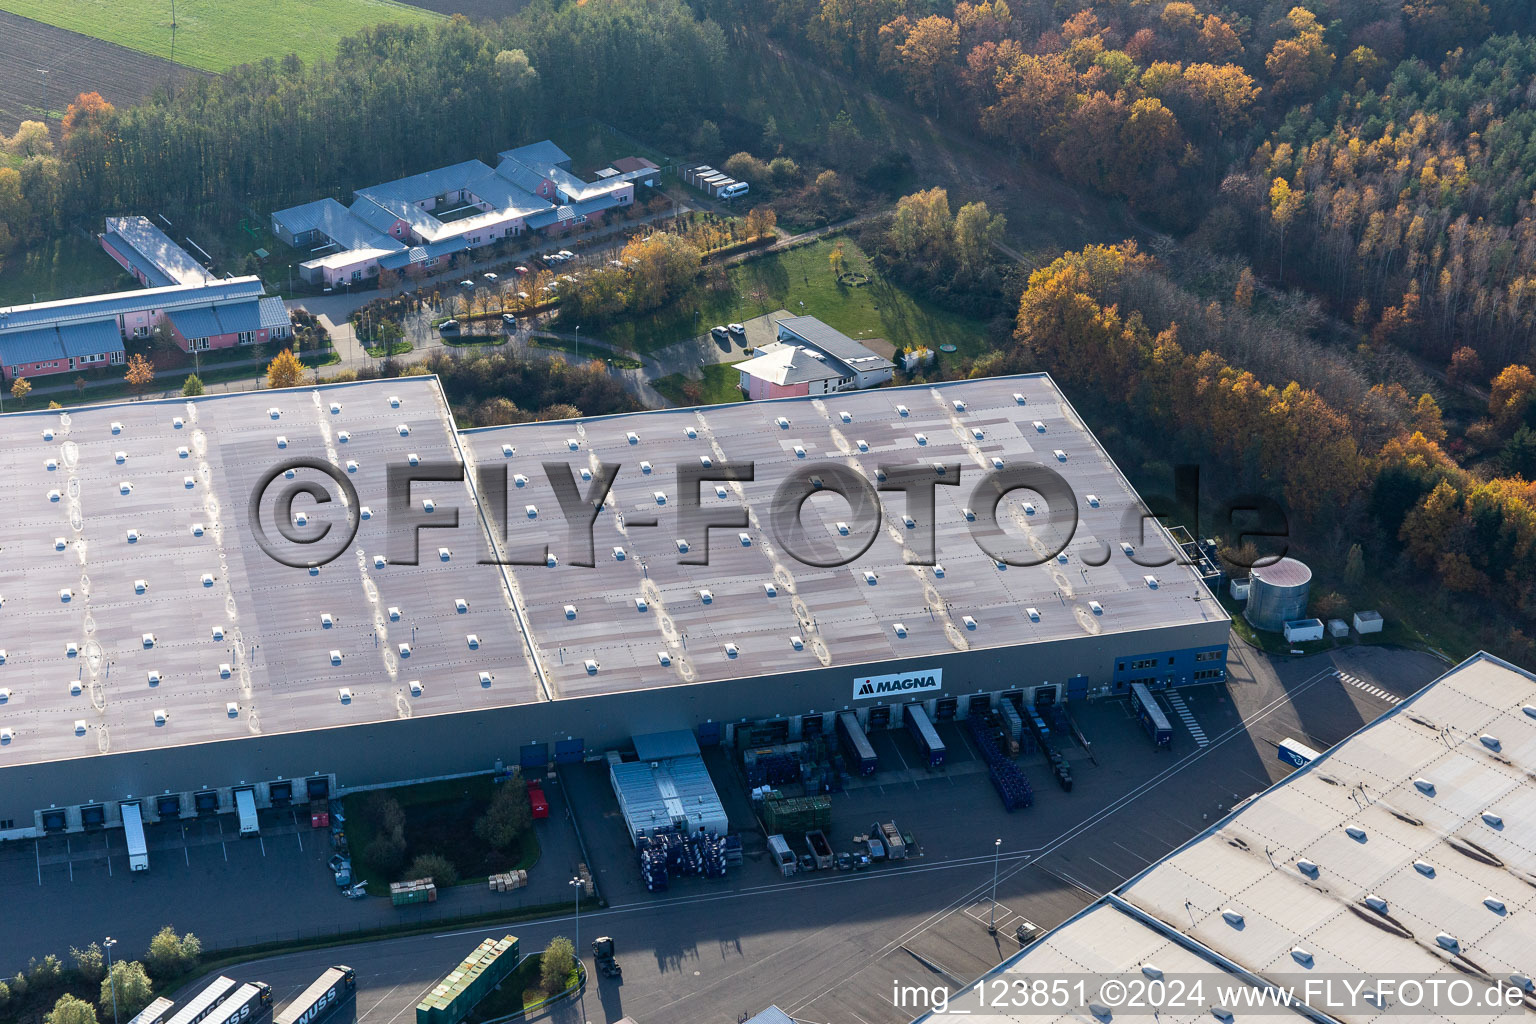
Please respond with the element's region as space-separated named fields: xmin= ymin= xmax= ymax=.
xmin=117 ymin=643 xmax=1448 ymax=1024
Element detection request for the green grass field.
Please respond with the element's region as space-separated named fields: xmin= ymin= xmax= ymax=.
xmin=651 ymin=363 xmax=743 ymax=407
xmin=598 ymin=237 xmax=991 ymax=364
xmin=0 ymin=0 xmax=440 ymax=73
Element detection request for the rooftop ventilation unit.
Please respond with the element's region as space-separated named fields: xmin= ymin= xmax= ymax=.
xmin=839 ymin=411 xmax=852 ymax=423
xmin=639 ymin=460 xmax=654 ymax=474
xmin=219 ymin=664 xmax=232 ymax=678
xmin=337 ymin=688 xmax=352 ymax=704
xmin=134 ymin=579 xmax=148 ymax=594
xmin=48 ymin=489 xmax=60 ymax=502
xmin=699 ymin=589 xmax=714 ymax=604
xmin=953 ymin=400 xmax=967 ymax=412
xmin=657 ymin=652 xmax=672 ymax=666
xmin=971 ymin=428 xmax=984 ymax=440
xmin=863 ymin=571 xmax=878 ymax=585
xmin=566 ymin=438 xmax=580 ymax=451
xmin=1364 ymin=894 xmax=1388 ymax=913
xmin=1346 ymin=826 xmax=1366 ymax=841
xmin=1222 ymin=909 xmax=1244 ymax=926
xmin=192 ymin=523 xmax=205 ymax=536
xmin=1290 ymin=948 xmax=1313 ymax=966
xmin=896 ymin=405 xmax=909 ymax=417
xmin=790 ymin=635 xmax=804 ymax=650
xmin=119 ymin=482 xmax=132 ymax=495
xmin=1414 ymin=859 xmax=1435 ymax=876
xmin=723 ymin=644 xmax=739 ymax=659
xmin=685 ymin=426 xmax=697 ymax=438
xmin=389 ymin=395 xmax=401 ymax=407
xmin=74 ymin=720 xmax=87 ymax=736
xmin=700 ymin=455 xmax=713 ymax=468
xmin=903 ymin=515 xmax=916 ymax=529
xmin=1144 ymin=575 xmax=1159 ymax=588
xmin=1142 ymin=965 xmax=1162 ymax=980
xmin=893 ymin=623 xmax=907 ymax=637
xmin=635 ymin=598 xmax=648 ymax=612
xmin=738 ymin=532 xmax=752 ymax=546
xmin=184 ymin=475 xmax=196 ymax=488
xmin=115 ymin=451 xmax=127 ymax=464
xmin=580 ymin=468 xmax=592 ymax=481
xmin=45 ymin=459 xmax=57 ymax=471
xmin=398 ymin=643 xmax=412 ymax=657
xmin=1120 ymin=542 xmax=1135 ymax=556
xmin=1413 ymin=778 xmax=1435 ymax=795
xmin=1435 ymin=933 xmax=1460 ymax=953
xmin=388 ymin=607 xmax=401 ymax=621
xmin=962 ymin=615 xmax=978 ymax=630
xmin=267 ymin=407 xmax=281 ymax=419
xmin=154 ymin=710 xmax=168 ymax=725
xmin=1033 ymin=421 xmax=1046 ymax=432
xmin=1013 ymin=393 xmax=1026 ymax=405
xmin=793 ymin=446 xmax=806 ymax=457
xmin=654 ymin=491 xmax=667 ymax=505
xmin=66 ymin=642 xmax=79 ymax=657
xmin=111 ymin=421 xmax=123 ymax=434
xmin=42 ymin=428 xmax=54 ymax=440
xmin=397 ymin=424 xmax=410 ymax=437
xmin=466 ymin=634 xmax=480 ymax=649
xmin=1485 ymin=897 xmax=1506 ymax=914
xmin=344 ymin=461 xmax=357 ymax=474
xmin=276 ymin=437 xmax=288 ymax=449
xmin=502 ymin=444 xmax=515 ymax=457
xmin=1296 ymin=858 xmax=1318 ymax=877
xmin=1022 ymin=502 xmax=1036 ymax=516
xmin=1480 ymin=733 xmax=1501 ymax=750
xmin=513 ymin=474 xmax=529 ymax=487
xmin=524 ymin=503 xmax=538 ymax=518
xmin=407 ymin=453 xmax=420 ymax=466
xmin=1482 ymin=811 xmax=1503 ymax=827
xmin=714 ymin=485 xmax=728 ymax=498
xmin=962 ymin=508 xmax=976 ymax=522
xmin=172 ymin=417 xmax=184 ymax=428
xmin=857 ymin=440 xmax=869 ymax=452
xmin=613 ymin=546 xmax=626 ymax=561
xmin=584 ymin=660 xmax=599 ymax=674
xmin=321 ymin=613 xmax=334 ymax=628
xmin=329 ymin=650 xmax=343 ymax=665
xmin=776 ymin=417 xmax=790 ymax=429
xmin=675 ymin=539 xmax=690 ymax=554
xmin=546 ymin=553 xmax=558 ymax=568
xmin=763 ymin=583 xmax=777 ymax=597
xmin=421 ymin=498 xmax=435 ymax=513
xmin=409 ymin=681 xmax=423 ymax=696
xmin=626 ymin=432 xmax=640 ymax=444
xmin=374 ymin=555 xmax=387 ymax=568
xmin=70 ymin=681 xmax=83 ymax=696
xmin=1087 ymin=494 xmax=1100 ymax=508
xmin=914 ymin=433 xmax=927 ymax=445
xmin=177 ymin=447 xmax=189 ymax=458
xmin=330 ymin=402 xmax=342 ymax=414
xmin=1089 ymin=601 xmax=1103 ymax=615
xmin=479 ymin=671 xmax=493 ymax=686
xmin=227 ymin=701 xmax=240 ymax=717
xmin=991 ymin=457 xmax=1005 ymax=469
xmin=1053 ymin=449 xmax=1067 ymax=461
xmin=211 ymin=626 xmax=224 ymax=641
xmin=337 ymin=430 xmax=351 ymax=442
xmin=60 ymin=588 xmax=72 ymax=601
xmin=359 ymin=507 xmax=372 ymax=520
xmin=933 ymin=563 xmax=945 ymax=577
xmin=455 ymin=599 xmax=468 ymax=613
xmin=201 ymin=573 xmax=215 ymax=587
xmin=564 ymin=604 xmax=577 ymax=619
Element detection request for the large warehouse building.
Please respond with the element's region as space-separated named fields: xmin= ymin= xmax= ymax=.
xmin=919 ymin=652 xmax=1536 ymax=1023
xmin=0 ymin=373 xmax=1228 ymax=838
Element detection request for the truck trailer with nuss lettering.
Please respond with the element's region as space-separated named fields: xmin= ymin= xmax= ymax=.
xmin=274 ymin=967 xmax=356 ymax=1024
xmin=203 ymin=984 xmax=272 ymax=1024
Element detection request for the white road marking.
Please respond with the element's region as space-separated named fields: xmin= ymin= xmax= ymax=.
xmin=1165 ymin=691 xmax=1209 ymax=746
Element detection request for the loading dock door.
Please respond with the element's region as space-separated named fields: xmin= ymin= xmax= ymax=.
xmin=306 ymin=777 xmax=330 ymax=802
xmin=553 ymin=739 xmax=584 ymax=764
xmin=268 ymin=781 xmax=293 ymax=806
xmin=696 ymin=721 xmax=722 ymax=746
xmin=194 ymin=791 xmax=219 ymax=815
xmin=43 ymin=810 xmax=67 ymax=832
xmin=157 ymin=795 xmax=181 ymax=818
xmin=867 ymin=705 xmax=891 ymax=730
xmin=1067 ymin=675 xmax=1089 ymax=701
xmin=520 ymin=742 xmax=549 ymax=770
xmin=80 ymin=805 xmax=106 ymax=829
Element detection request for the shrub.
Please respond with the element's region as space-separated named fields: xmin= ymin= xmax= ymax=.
xmin=144 ymin=927 xmax=199 ymax=978
xmin=364 ymin=833 xmax=407 ymax=876
xmin=539 ymin=938 xmax=576 ymax=995
xmin=71 ymin=944 xmax=105 ymax=985
xmin=101 ymin=962 xmax=154 ymax=1017
xmin=405 ymin=853 xmax=458 ymax=887
xmin=45 ymin=994 xmax=97 ymax=1024
xmin=29 ymin=955 xmax=63 ymax=986
xmin=474 ymin=775 xmax=532 ymax=851
xmin=0 ymin=981 xmax=11 ymax=1010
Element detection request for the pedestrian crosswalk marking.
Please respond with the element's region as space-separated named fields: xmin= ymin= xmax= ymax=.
xmin=1335 ymin=670 xmax=1401 ymax=704
xmin=1165 ymin=690 xmax=1209 ymax=746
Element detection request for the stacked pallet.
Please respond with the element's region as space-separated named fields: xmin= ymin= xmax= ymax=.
xmin=576 ymin=862 xmax=594 ymax=896
xmin=487 ymin=870 xmax=528 ymax=892
xmin=390 ymin=877 xmax=437 ymax=906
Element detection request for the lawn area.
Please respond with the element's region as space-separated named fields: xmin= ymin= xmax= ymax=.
xmin=530 ymin=334 xmax=641 ymax=368
xmin=345 ymin=775 xmax=541 ymax=892
xmin=595 ymin=237 xmax=990 ymax=366
xmin=0 ymin=232 xmax=138 ymax=306
xmin=0 ymin=0 xmax=440 ymax=72
xmin=652 ymin=363 xmax=743 ymax=407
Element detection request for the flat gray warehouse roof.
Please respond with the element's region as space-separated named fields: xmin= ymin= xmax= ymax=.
xmin=0 ymin=374 xmax=1223 ymax=769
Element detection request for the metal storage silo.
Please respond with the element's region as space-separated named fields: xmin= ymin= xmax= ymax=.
xmin=1244 ymin=557 xmax=1312 ymax=632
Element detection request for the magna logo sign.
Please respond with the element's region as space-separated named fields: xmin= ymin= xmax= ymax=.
xmin=853 ymin=668 xmax=943 ymax=700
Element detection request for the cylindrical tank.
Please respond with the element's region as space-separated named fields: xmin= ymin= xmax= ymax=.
xmin=1244 ymin=557 xmax=1312 ymax=632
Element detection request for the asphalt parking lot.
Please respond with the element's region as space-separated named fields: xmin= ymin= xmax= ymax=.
xmin=4 ymin=642 xmax=1450 ymax=1024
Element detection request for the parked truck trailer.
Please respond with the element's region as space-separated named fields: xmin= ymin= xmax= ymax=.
xmin=235 ymin=788 xmax=259 ymax=836
xmin=274 ymin=968 xmax=356 ymax=1024
xmin=202 ymin=984 xmax=272 ymax=1024
xmin=121 ymin=801 xmax=149 ymax=871
xmin=904 ymin=704 xmax=947 ymax=767
xmin=127 ymin=997 xmax=175 ymax=1024
xmin=836 ymin=712 xmax=877 ymax=776
xmin=164 ymin=977 xmax=242 ymax=1024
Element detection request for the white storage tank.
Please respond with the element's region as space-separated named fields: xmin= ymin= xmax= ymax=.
xmin=1245 ymin=557 xmax=1312 ymax=632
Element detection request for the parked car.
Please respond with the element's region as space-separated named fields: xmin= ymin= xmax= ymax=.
xmin=710 ymin=325 xmax=729 ymax=340
xmin=557 ymin=249 xmax=574 ymax=259
xmin=728 ymin=323 xmax=745 ymax=335
xmin=482 ymin=272 xmax=498 ymax=281
xmin=502 ymin=314 xmax=518 ymax=328
xmin=514 ymin=265 xmax=529 ymax=275
xmin=438 ymin=319 xmax=460 ymax=332
xmin=852 ymin=852 xmax=871 ymax=870
xmin=836 ymin=851 xmax=853 ymax=871
xmin=459 ymin=279 xmax=475 ymax=288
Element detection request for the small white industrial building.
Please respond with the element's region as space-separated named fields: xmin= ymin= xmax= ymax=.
xmin=1283 ymin=617 xmax=1325 ymax=642
xmin=1353 ymin=609 xmax=1384 ymax=634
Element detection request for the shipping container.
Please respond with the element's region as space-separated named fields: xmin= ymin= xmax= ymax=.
xmin=164 ymin=977 xmax=241 ymax=1024
xmin=527 ymin=784 xmax=549 ymax=820
xmin=275 ymin=968 xmax=355 ymax=1024
xmin=235 ymin=788 xmax=259 ymax=836
xmin=416 ymin=937 xmax=519 ymax=1024
xmin=121 ymin=801 xmax=149 ymax=871
xmin=1130 ymin=683 xmax=1173 ymax=748
xmin=762 ymin=795 xmax=831 ymax=834
xmin=836 ymin=712 xmax=877 ymax=776
xmin=903 ymin=704 xmax=946 ymax=767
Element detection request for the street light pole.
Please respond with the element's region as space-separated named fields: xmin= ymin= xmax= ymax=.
xmin=574 ymin=325 xmax=580 ymax=361
xmin=104 ymin=937 xmax=119 ymax=1024
xmin=569 ymin=876 xmax=583 ymax=960
xmin=989 ymin=839 xmax=1002 ymax=934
